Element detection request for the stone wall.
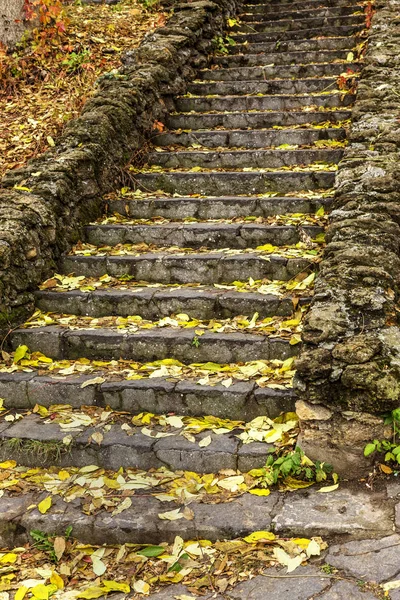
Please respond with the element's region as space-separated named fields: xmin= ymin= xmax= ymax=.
xmin=294 ymin=0 xmax=400 ymax=472
xmin=0 ymin=0 xmax=242 ymax=332
xmin=0 ymin=0 xmax=29 ymax=47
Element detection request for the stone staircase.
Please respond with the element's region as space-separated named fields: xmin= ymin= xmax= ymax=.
xmin=0 ymin=0 xmax=365 ymax=543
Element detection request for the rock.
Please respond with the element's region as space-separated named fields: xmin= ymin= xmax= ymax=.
xmin=272 ymin=487 xmax=393 ymax=538
xmin=327 ymin=535 xmax=400 ymax=582
xmin=295 ymin=400 xmax=333 ymax=421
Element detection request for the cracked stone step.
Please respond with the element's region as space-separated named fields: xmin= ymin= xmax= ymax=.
xmin=0 ymin=490 xmax=279 ymax=546
xmin=0 ymin=370 xmax=297 ymax=419
xmin=187 ymin=77 xmax=344 ymax=96
xmin=0 ymin=413 xmax=273 ymax=473
xmin=229 ymin=24 xmax=363 ymax=43
xmin=134 ymin=170 xmax=336 ymax=196
xmin=11 ymin=326 xmax=300 ymax=363
xmin=198 ymin=62 xmax=360 ymax=82
xmin=0 ymin=481 xmax=394 ymax=547
xmin=174 ymin=93 xmax=356 ymax=113
xmin=241 ymin=4 xmax=363 ymax=21
xmin=107 ymin=195 xmax=333 ymax=219
xmin=245 ymin=0 xmax=362 ymax=9
xmin=228 ymin=13 xmax=364 ymax=33
xmin=212 ymin=49 xmax=357 ymax=67
xmin=166 ymin=110 xmax=352 ymax=131
xmin=153 ymin=128 xmax=346 ymax=149
xmin=226 ymin=36 xmax=357 ymax=54
xmin=35 ymin=285 xmax=307 ymax=320
xmin=148 ymin=148 xmax=344 ymax=170
xmin=61 ymin=252 xmax=318 ymax=284
xmin=84 ymin=222 xmax=323 ymax=249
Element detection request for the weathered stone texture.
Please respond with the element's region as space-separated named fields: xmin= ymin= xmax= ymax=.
xmin=0 ymin=0 xmax=242 ymax=333
xmin=295 ymin=0 xmax=400 ymax=415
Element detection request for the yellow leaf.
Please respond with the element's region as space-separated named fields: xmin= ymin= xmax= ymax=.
xmin=50 ymin=572 xmax=64 ymax=590
xmin=133 ymin=580 xmax=150 ymax=594
xmin=13 ymin=345 xmax=29 ymax=364
xmin=284 ymin=477 xmax=314 ymax=490
xmin=58 ymin=470 xmax=70 ymax=481
xmin=38 ymin=496 xmax=52 ymax=514
xmin=31 ymin=584 xmax=55 ymax=599
xmin=47 ymin=136 xmax=55 ymax=147
xmin=317 ymin=483 xmax=339 ymax=493
xmin=347 ymin=51 xmax=354 ymax=61
xmin=292 ymin=538 xmax=312 ymax=550
xmin=102 ymin=581 xmax=130 ymax=593
xmin=249 ymin=488 xmax=270 ymax=497
xmin=243 ymin=531 xmax=276 ymax=543
xmin=15 ymin=587 xmax=28 ymax=600
xmin=0 ymin=553 xmax=17 ymax=564
xmin=0 ymin=461 xmax=16 ymax=469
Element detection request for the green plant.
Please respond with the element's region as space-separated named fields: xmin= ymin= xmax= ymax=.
xmin=213 ymin=35 xmax=236 ymax=55
xmin=192 ymin=335 xmax=200 ymax=348
xmin=251 ymin=447 xmax=335 ymax=488
xmin=364 ymin=407 xmax=400 ymax=466
xmin=30 ymin=526 xmax=73 ymax=562
xmin=62 ymin=49 xmax=91 ymax=73
xmin=138 ymin=0 xmax=161 ymax=10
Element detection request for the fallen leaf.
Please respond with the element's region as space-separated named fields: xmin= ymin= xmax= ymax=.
xmin=38 ymin=497 xmax=52 ymax=514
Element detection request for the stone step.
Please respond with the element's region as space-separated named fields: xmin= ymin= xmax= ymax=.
xmin=134 ymin=170 xmax=336 ymax=196
xmin=244 ymin=0 xmax=362 ymax=9
xmin=174 ymin=92 xmax=355 ymax=113
xmin=84 ymin=222 xmax=323 ymax=249
xmin=0 ymin=370 xmax=296 ymax=419
xmin=0 ymin=412 xmax=273 ymax=472
xmin=148 ymin=148 xmax=344 ymax=170
xmin=153 ymin=128 xmax=346 ymax=149
xmin=166 ymin=110 xmax=352 ymax=131
xmin=187 ymin=77 xmax=344 ymax=96
xmin=11 ymin=325 xmax=299 ymax=363
xmin=229 ymin=14 xmax=364 ymax=33
xmin=199 ymin=62 xmax=360 ymax=82
xmin=229 ymin=24 xmax=363 ymax=43
xmin=0 ymin=483 xmax=392 ymax=547
xmin=241 ymin=4 xmax=363 ymax=21
xmin=227 ymin=36 xmax=356 ymax=54
xmin=107 ymin=194 xmax=333 ymax=220
xmin=199 ymin=61 xmax=360 ymax=82
xmin=61 ymin=251 xmax=318 ymax=284
xmin=212 ymin=49 xmax=357 ymax=67
xmin=35 ymin=284 xmax=307 ymax=320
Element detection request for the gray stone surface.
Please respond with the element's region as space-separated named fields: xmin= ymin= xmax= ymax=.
xmin=227 ymin=566 xmax=331 ymax=599
xmin=327 ymin=535 xmax=400 ymax=583
xmin=319 ymin=581 xmax=377 ymax=599
xmin=272 ymin=488 xmax=394 ymax=538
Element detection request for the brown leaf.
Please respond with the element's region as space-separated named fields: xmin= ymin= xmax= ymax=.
xmin=53 ymin=536 xmax=66 ymax=561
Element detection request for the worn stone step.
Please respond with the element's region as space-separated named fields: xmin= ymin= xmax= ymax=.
xmin=0 ymin=412 xmax=273 ymax=472
xmin=0 ymin=370 xmax=296 ymax=419
xmin=174 ymin=93 xmax=355 ymax=113
xmin=187 ymin=77 xmax=343 ymax=96
xmin=11 ymin=325 xmax=299 ymax=363
xmin=148 ymin=148 xmax=344 ymax=170
xmin=0 ymin=483 xmax=393 ymax=547
xmin=107 ymin=194 xmax=333 ymax=220
xmin=212 ymin=49 xmax=357 ymax=67
xmin=199 ymin=62 xmax=360 ymax=82
xmin=153 ymin=128 xmax=346 ymax=149
xmin=245 ymin=0 xmax=362 ymax=9
xmin=227 ymin=36 xmax=356 ymax=54
xmin=229 ymin=24 xmax=363 ymax=43
xmin=84 ymin=222 xmax=322 ymax=249
xmin=35 ymin=284 xmax=305 ymax=320
xmin=241 ymin=4 xmax=363 ymax=21
xmin=61 ymin=252 xmax=317 ymax=284
xmin=166 ymin=110 xmax=352 ymax=131
xmin=229 ymin=14 xmax=364 ymax=33
xmin=134 ymin=170 xmax=336 ymax=196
